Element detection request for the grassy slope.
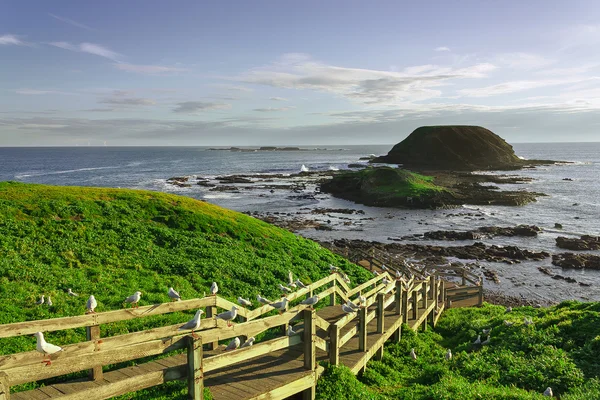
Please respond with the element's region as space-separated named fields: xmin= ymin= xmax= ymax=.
xmin=316 ymin=302 xmax=600 ymax=399
xmin=0 ymin=181 xmax=372 ymax=397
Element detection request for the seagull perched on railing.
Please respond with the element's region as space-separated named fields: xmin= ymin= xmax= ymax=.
xmin=237 ymin=297 xmax=252 ymax=307
xmin=373 ymin=271 xmax=379 ymax=276
xmin=381 ymin=265 xmax=388 ymax=271
xmin=329 ymin=264 xmax=339 ymax=274
xmin=345 ymin=300 xmax=359 ymax=311
xmin=86 ymin=295 xmax=97 ymax=314
xmin=340 ymin=273 xmax=351 ymax=284
xmin=382 ymin=277 xmax=391 ymax=285
xmin=294 ymin=279 xmax=307 ymax=289
xmin=287 ymin=325 xmax=297 ymax=336
xmin=224 ymin=337 xmax=240 ymax=351
xmin=34 ymin=332 xmax=63 ymax=366
xmin=124 ymin=291 xmax=142 ymax=308
xmin=270 ymin=297 xmax=289 ymax=314
xmin=179 ymin=309 xmax=204 ymax=338
xmin=356 ymin=294 xmax=367 ymax=308
xmin=278 ymin=283 xmax=293 ymax=294
xmin=216 ymin=306 xmax=239 ymax=327
xmin=395 ymin=270 xmax=402 ymax=279
xmin=300 ymin=295 xmax=319 ymax=309
xmin=36 ymin=295 xmax=45 ymax=305
xmin=210 ymin=282 xmax=218 ymax=296
xmin=240 ymin=337 xmax=255 ymax=348
xmin=67 ymin=288 xmax=78 ymax=297
xmin=168 ymin=287 xmax=181 ymax=302
xmin=342 ymin=303 xmax=357 ymax=313
xmin=543 ymin=387 xmax=553 ymax=397
xmin=257 ymin=294 xmax=271 ymax=305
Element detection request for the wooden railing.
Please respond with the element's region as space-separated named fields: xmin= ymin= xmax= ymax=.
xmin=0 ymin=270 xmax=448 ymax=400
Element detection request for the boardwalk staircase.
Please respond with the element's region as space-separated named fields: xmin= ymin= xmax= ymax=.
xmin=0 ymin=270 xmax=449 ymax=400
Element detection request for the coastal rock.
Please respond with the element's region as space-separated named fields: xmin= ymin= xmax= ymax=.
xmin=556 ymin=235 xmax=600 ymax=251
xmin=422 ymin=225 xmax=541 ymax=241
xmin=552 ymin=253 xmax=600 ymax=269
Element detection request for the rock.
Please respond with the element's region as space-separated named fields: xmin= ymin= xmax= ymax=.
xmin=372 ymin=125 xmax=542 ymax=171
xmin=347 ymin=163 xmax=367 ymax=169
xmin=554 ymin=223 xmax=563 ymax=229
xmin=552 ymin=253 xmax=600 ymax=269
xmin=556 ymin=235 xmax=600 ymax=251
xmin=563 ymin=178 xmax=573 ymax=181
xmin=216 ymin=176 xmax=253 ymax=184
xmin=420 ymin=225 xmax=541 ymax=241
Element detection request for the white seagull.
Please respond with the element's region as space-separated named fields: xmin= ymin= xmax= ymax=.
xmin=381 ymin=265 xmax=388 ymax=271
xmin=179 ymin=309 xmax=204 ymax=338
xmin=329 ymin=264 xmax=339 ymax=274
xmin=86 ymin=295 xmax=97 ymax=314
xmin=482 ymin=335 xmax=491 ymax=345
xmin=34 ymin=332 xmax=63 ymax=366
xmin=240 ymin=337 xmax=255 ymax=348
xmin=410 ymin=348 xmax=417 ymax=360
xmin=373 ymin=271 xmax=380 ymax=276
xmin=288 ymin=270 xmax=294 ymax=286
xmin=46 ymin=297 xmax=53 ymax=306
xmin=257 ymin=294 xmax=271 ymax=305
xmin=215 ymin=306 xmax=239 ymax=327
xmin=237 ymin=297 xmax=252 ymax=307
xmin=395 ymin=270 xmax=402 ymax=279
xmin=345 ymin=300 xmax=359 ymax=311
xmin=482 ymin=328 xmax=491 ymax=335
xmin=67 ymin=288 xmax=78 ymax=297
xmin=36 ymin=295 xmax=45 ymax=305
xmin=341 ymin=273 xmax=351 ymax=284
xmin=124 ymin=291 xmax=142 ymax=308
xmin=473 ymin=335 xmax=481 ymax=345
xmin=524 ymin=316 xmax=534 ymax=326
xmin=210 ymin=282 xmax=218 ymax=296
xmin=543 ymin=387 xmax=553 ymax=397
xmin=224 ymin=337 xmax=240 ymax=351
xmin=341 ymin=303 xmax=356 ymax=313
xmin=168 ymin=287 xmax=181 ymax=301
xmin=356 ymin=294 xmax=367 ymax=307
xmin=294 ymin=279 xmax=307 ymax=289
xmin=278 ymin=284 xmax=292 ymax=294
xmin=300 ymin=295 xmax=319 ymax=308
xmin=445 ymin=349 xmax=452 ymax=360
xmin=270 ymin=297 xmax=289 ymax=314
xmin=287 ymin=325 xmax=297 ymax=336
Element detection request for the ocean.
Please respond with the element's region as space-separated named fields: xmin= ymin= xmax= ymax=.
xmin=1 ymin=143 xmax=599 ymax=303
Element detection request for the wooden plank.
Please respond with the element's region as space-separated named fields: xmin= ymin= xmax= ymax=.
xmin=0 ymin=297 xmax=215 ymax=339
xmin=328 ymin=324 xmax=340 ymax=365
xmin=358 ymin=308 xmax=367 ymax=352
xmin=205 ymin=306 xmax=219 ymax=351
xmin=85 ymin=325 xmax=103 ymax=381
xmin=304 ymin=309 xmax=316 ymax=372
xmin=334 ymin=274 xmax=351 ymax=294
xmin=333 ymin=309 xmax=357 ymax=330
xmin=409 ymin=300 xmax=436 ymax=331
xmin=376 ymin=294 xmax=385 ymax=334
xmin=339 ymin=325 xmax=358 ymax=347
xmin=347 ymin=274 xmax=385 ymax=297
xmin=329 ymin=280 xmax=337 ymax=306
xmin=248 ymin=371 xmax=316 ymax=400
xmin=37 ymin=385 xmax=64 ymax=397
xmin=187 ymin=336 xmax=203 ymax=400
xmin=411 ymin=291 xmax=418 ymax=320
xmin=0 ymin=372 xmax=9 ymax=400
xmin=402 ymin=290 xmax=408 ymax=324
xmin=314 ymin=336 xmax=327 ymax=352
xmin=314 ymin=315 xmax=330 ymax=332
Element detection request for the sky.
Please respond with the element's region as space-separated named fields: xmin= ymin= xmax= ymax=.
xmin=1 ymin=0 xmax=600 ymax=146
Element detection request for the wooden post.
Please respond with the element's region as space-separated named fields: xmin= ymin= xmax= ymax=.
xmin=402 ymin=289 xmax=409 ymax=324
xmin=421 ymin=281 xmax=428 ymax=309
xmin=187 ymin=335 xmax=204 ymax=400
xmin=330 ymin=279 xmax=337 ymax=306
xmin=411 ymin=291 xmax=418 ymax=320
xmin=205 ymin=306 xmax=218 ymax=350
xmin=0 ymin=372 xmax=9 ymax=400
xmin=329 ymin=324 xmax=340 ymax=365
xmin=394 ymin=281 xmax=402 ymax=315
xmin=359 ymin=307 xmax=367 ymax=352
xmin=304 ymin=309 xmax=316 ymax=371
xmin=393 ymin=326 xmax=401 ymax=342
xmin=376 ymin=293 xmax=385 ymax=334
xmin=86 ymin=325 xmax=103 ymax=381
xmin=440 ymin=280 xmax=445 ymax=304
xmin=431 ymin=276 xmax=437 ymax=301
xmin=375 ymin=345 xmax=384 ymax=361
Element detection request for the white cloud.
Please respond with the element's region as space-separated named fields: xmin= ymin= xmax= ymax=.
xmin=434 ymin=46 xmax=451 ymax=52
xmin=493 ymin=53 xmax=555 ymax=70
xmin=49 ymin=41 xmax=119 ymax=60
xmin=114 ymin=63 xmax=189 ymax=74
xmin=0 ymin=34 xmax=26 ymax=46
xmin=269 ymin=97 xmax=288 ymax=101
xmin=100 ymin=97 xmax=155 ymax=106
xmin=172 ymin=101 xmax=231 ymax=113
xmin=48 ymin=13 xmax=94 ymax=31
xmin=238 ymin=54 xmax=496 ymax=105
xmin=211 ymin=84 xmax=253 ymax=92
xmin=253 ymin=107 xmax=295 ymax=112
xmin=458 ymin=78 xmax=584 ymax=97
xmin=15 ymin=89 xmax=73 ymax=95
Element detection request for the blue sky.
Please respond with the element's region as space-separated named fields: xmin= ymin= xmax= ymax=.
xmin=1 ymin=0 xmax=600 ymax=145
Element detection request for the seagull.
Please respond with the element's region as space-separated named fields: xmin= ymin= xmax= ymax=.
xmin=86 ymin=295 xmax=97 ymax=314
xmin=257 ymin=294 xmax=271 ymax=305
xmin=482 ymin=335 xmax=490 ymax=345
xmin=505 ymin=306 xmax=512 ymax=313
xmin=345 ymin=300 xmax=359 ymax=311
xmin=356 ymin=295 xmax=367 ymax=307
xmin=410 ymin=348 xmax=417 ymax=360
xmin=395 ymin=270 xmax=402 ymax=279
xmin=124 ymin=291 xmax=142 ymax=308
xmin=287 ymin=325 xmax=296 ymax=336
xmin=270 ymin=297 xmax=289 ymax=314
xmin=294 ymin=279 xmax=307 ymax=289
xmin=278 ymin=284 xmax=292 ymax=294
xmin=288 ymin=270 xmax=294 ymax=286
xmin=342 ymin=303 xmax=356 ymax=313
xmin=34 ymin=332 xmax=63 ymax=366
xmin=504 ymin=320 xmax=514 ymax=326
xmin=289 ymin=281 xmax=297 ymax=289
xmin=543 ymin=387 xmax=553 ymax=397
xmin=382 ymin=277 xmax=391 ymax=285
xmin=179 ymin=310 xmax=204 ymax=338
xmin=224 ymin=337 xmax=240 ymax=351
xmin=215 ymin=306 xmax=239 ymax=327
xmin=36 ymin=295 xmax=45 ymax=305
xmin=445 ymin=349 xmax=452 ymax=360
xmin=340 ymin=273 xmax=351 ymax=284
xmin=237 ymin=297 xmax=252 ymax=307
xmin=240 ymin=337 xmax=255 ymax=348
xmin=524 ymin=317 xmax=534 ymax=326
xmin=329 ymin=264 xmax=339 ymax=274
xmin=210 ymin=282 xmax=218 ymax=296
xmin=168 ymin=287 xmax=181 ymax=301
xmin=300 ymin=295 xmax=319 ymax=308
xmin=473 ymin=335 xmax=481 ymax=345
xmin=482 ymin=328 xmax=491 ymax=335
xmin=373 ymin=271 xmax=379 ymax=276
xmin=381 ymin=265 xmax=388 ymax=271
xmin=46 ymin=297 xmax=53 ymax=306
xmin=67 ymin=288 xmax=78 ymax=297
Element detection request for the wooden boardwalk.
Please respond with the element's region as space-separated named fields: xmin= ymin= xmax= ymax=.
xmin=0 ymin=270 xmax=470 ymax=400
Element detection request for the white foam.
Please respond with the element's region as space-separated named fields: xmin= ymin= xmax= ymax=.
xmin=300 ymin=165 xmax=309 ymax=172
xmin=14 ymin=166 xmax=118 ymax=179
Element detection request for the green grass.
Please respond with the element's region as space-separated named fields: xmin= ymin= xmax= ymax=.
xmin=0 ymin=181 xmax=372 ymax=396
xmin=314 ymin=302 xmax=600 ymax=399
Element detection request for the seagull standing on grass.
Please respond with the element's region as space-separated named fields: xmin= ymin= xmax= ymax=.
xmin=474 ymin=335 xmax=481 ymax=345
xmin=482 ymin=335 xmax=490 ymax=345
xmin=524 ymin=316 xmax=534 ymax=326
xmin=210 ymin=282 xmax=218 ymax=296
xmin=237 ymin=297 xmax=252 ymax=307
xmin=410 ymin=348 xmax=417 ymax=360
xmin=257 ymin=294 xmax=271 ymax=305
xmin=179 ymin=310 xmax=204 ymax=338
xmin=67 ymin=288 xmax=78 ymax=297
xmin=124 ymin=291 xmax=142 ymax=308
xmin=300 ymin=295 xmax=319 ymax=309
xmin=288 ymin=270 xmax=294 ymax=286
xmin=168 ymin=287 xmax=181 ymax=301
xmin=46 ymin=297 xmax=53 ymax=306
xmin=240 ymin=337 xmax=255 ymax=348
xmin=34 ymin=332 xmax=63 ymax=366
xmin=543 ymin=387 xmax=553 ymax=397
xmin=36 ymin=295 xmax=45 ymax=305
xmin=270 ymin=297 xmax=289 ymax=314
xmin=224 ymin=337 xmax=240 ymax=351
xmin=445 ymin=349 xmax=452 ymax=360
xmin=482 ymin=328 xmax=491 ymax=335
xmin=329 ymin=265 xmax=339 ymax=274
xmin=215 ymin=306 xmax=239 ymax=327
xmin=86 ymin=295 xmax=97 ymax=314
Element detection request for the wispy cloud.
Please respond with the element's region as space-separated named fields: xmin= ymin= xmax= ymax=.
xmin=114 ymin=63 xmax=189 ymax=74
xmin=458 ymin=78 xmax=584 ymax=97
xmin=493 ymin=52 xmax=555 ymax=70
xmin=253 ymin=106 xmax=295 ymax=112
xmin=269 ymin=97 xmax=288 ymax=101
xmin=172 ymin=101 xmax=231 ymax=113
xmin=15 ymin=88 xmax=74 ymax=95
xmin=48 ymin=13 xmax=94 ymax=31
xmin=434 ymin=46 xmax=451 ymax=52
xmin=211 ymin=84 xmax=254 ymax=92
xmin=49 ymin=41 xmax=119 ymax=60
xmin=100 ymin=97 xmax=155 ymax=106
xmin=0 ymin=34 xmax=26 ymax=46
